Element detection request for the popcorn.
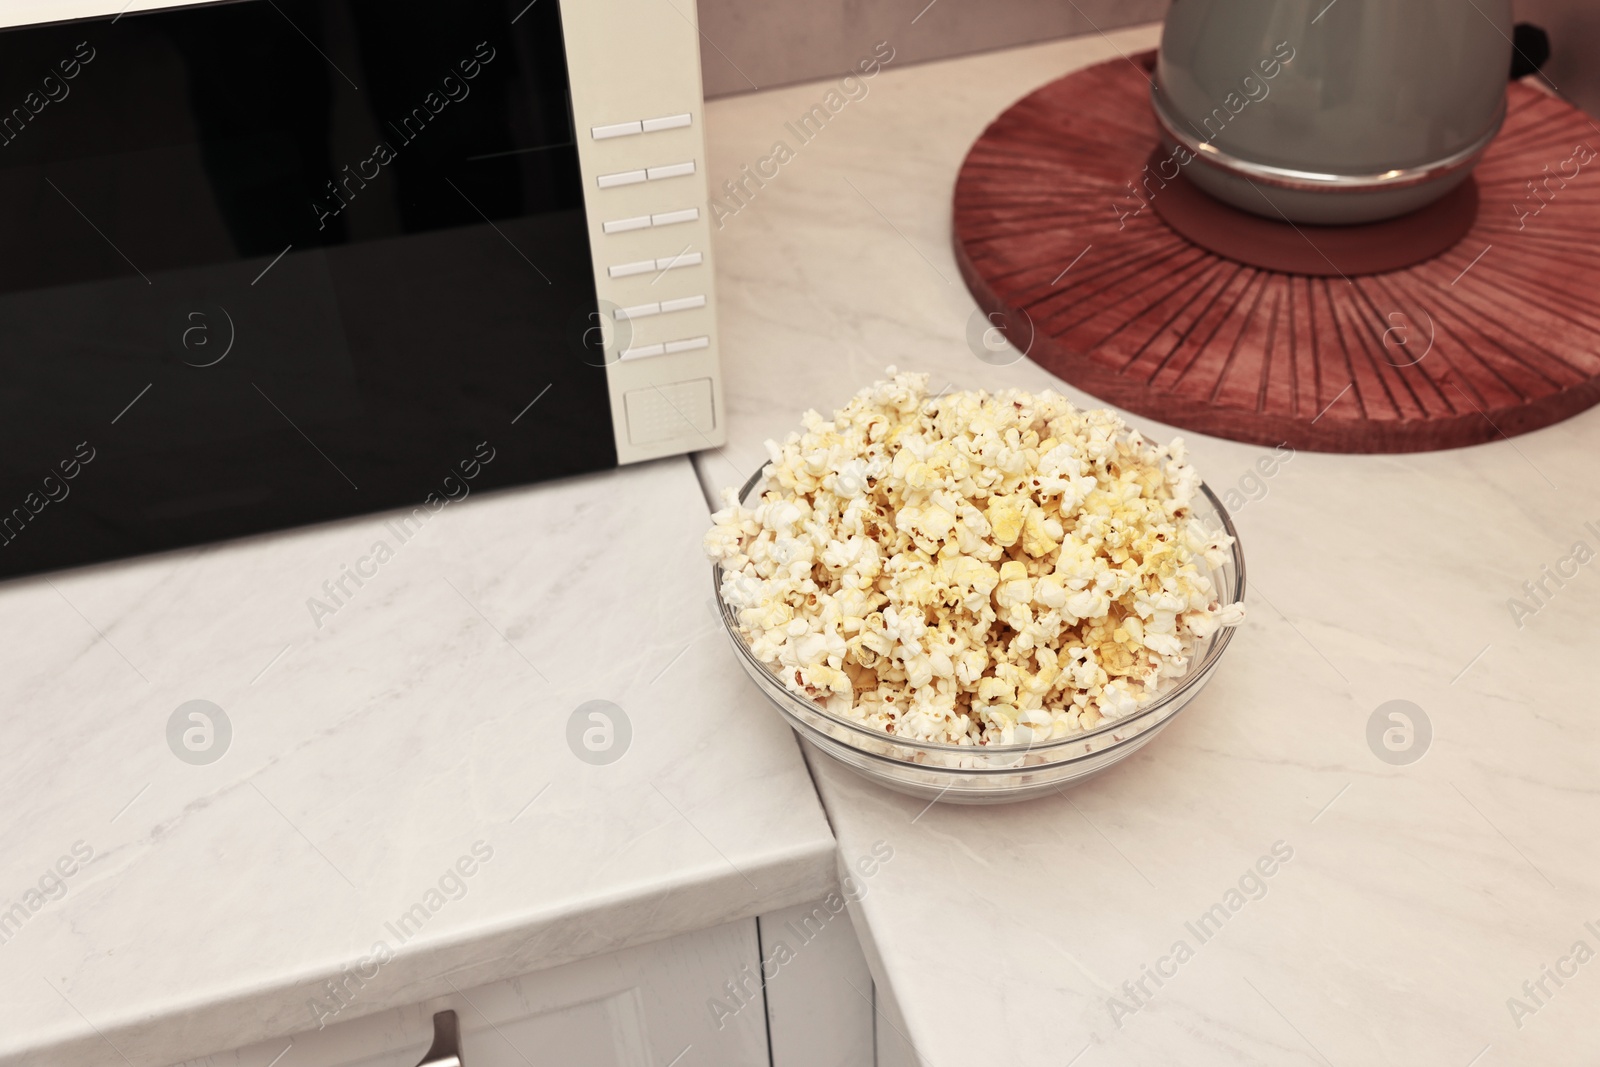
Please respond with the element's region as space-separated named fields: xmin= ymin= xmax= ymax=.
xmin=705 ymin=369 xmax=1244 ymax=747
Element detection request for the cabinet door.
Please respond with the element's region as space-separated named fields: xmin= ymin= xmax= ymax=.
xmin=758 ymin=901 xmax=873 ymax=1067
xmin=182 ymin=920 xmax=768 ymax=1067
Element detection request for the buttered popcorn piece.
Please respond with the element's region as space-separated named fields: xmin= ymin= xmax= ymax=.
xmin=705 ymin=369 xmax=1243 ymax=746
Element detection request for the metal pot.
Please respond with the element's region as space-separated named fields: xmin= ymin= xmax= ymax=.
xmin=1152 ymin=0 xmax=1513 ymax=224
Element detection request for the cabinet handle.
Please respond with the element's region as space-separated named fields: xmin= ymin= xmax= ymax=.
xmin=415 ymin=1010 xmax=463 ymax=1067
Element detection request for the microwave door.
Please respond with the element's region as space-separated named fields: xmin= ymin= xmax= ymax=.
xmin=0 ymin=0 xmax=619 ymax=579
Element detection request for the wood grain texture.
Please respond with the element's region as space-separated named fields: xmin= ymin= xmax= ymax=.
xmin=952 ymin=52 xmax=1600 ymax=452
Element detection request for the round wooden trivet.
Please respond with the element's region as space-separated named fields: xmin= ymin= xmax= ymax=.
xmin=953 ymin=52 xmax=1600 ymax=453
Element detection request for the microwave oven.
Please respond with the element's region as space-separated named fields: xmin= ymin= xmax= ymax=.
xmin=0 ymin=0 xmax=724 ymax=581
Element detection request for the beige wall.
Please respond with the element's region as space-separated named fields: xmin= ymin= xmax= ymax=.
xmin=695 ymin=1 xmax=1600 ymax=118
xmin=696 ymin=0 xmax=1170 ymax=98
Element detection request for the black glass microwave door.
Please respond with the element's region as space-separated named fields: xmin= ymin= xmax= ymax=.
xmin=0 ymin=0 xmax=614 ymax=581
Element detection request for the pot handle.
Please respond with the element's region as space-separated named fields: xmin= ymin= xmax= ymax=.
xmin=1511 ymin=23 xmax=1549 ymax=80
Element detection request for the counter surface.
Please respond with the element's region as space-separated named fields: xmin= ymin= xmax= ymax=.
xmin=700 ymin=24 xmax=1600 ymax=1065
xmin=0 ymin=457 xmax=836 ymax=1067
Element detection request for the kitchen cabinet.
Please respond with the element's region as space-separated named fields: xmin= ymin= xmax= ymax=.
xmin=759 ymin=902 xmax=874 ymax=1067
xmin=871 ymin=991 xmax=921 ymax=1067
xmin=177 ymin=921 xmax=769 ymax=1067
xmin=175 ymin=901 xmax=877 ymax=1067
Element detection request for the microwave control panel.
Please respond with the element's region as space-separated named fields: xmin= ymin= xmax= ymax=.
xmin=558 ymin=0 xmax=726 ymax=465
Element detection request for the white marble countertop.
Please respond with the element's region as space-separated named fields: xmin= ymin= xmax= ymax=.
xmin=0 ymin=457 xmax=836 ymax=1067
xmin=699 ymin=23 xmax=1600 ymax=1066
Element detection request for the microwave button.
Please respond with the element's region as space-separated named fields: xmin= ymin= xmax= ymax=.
xmin=660 ymin=294 xmax=706 ymax=314
xmin=592 ymin=120 xmax=642 ymax=140
xmin=597 ymin=169 xmax=648 ymax=189
xmin=642 ymin=113 xmax=692 ymax=133
xmin=645 ymin=161 xmax=696 ymax=181
xmin=608 ymin=259 xmax=657 ymax=278
xmin=664 ymin=335 xmax=710 ymax=354
xmin=616 ymin=302 xmax=661 ymax=320
xmin=619 ymin=343 xmax=667 ymax=362
xmin=602 ymin=215 xmax=652 ymax=234
xmin=655 ymin=251 xmax=702 ymax=271
xmin=650 ymin=208 xmax=699 ymax=227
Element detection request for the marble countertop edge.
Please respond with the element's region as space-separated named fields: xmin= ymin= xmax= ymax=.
xmin=9 ymin=833 xmax=839 ymax=1067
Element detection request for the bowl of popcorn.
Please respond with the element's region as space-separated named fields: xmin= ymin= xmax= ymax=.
xmin=705 ymin=370 xmax=1245 ymax=804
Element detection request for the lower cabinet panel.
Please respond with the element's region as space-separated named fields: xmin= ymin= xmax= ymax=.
xmin=178 ymin=920 xmax=769 ymax=1067
xmin=758 ymin=901 xmax=874 ymax=1067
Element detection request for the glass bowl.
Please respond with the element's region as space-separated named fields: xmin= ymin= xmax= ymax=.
xmin=712 ymin=469 xmax=1246 ymax=805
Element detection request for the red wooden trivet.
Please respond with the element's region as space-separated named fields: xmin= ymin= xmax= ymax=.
xmin=953 ymin=52 xmax=1600 ymax=452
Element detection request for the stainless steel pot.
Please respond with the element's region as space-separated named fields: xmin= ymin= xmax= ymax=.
xmin=1152 ymin=0 xmax=1513 ymax=224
